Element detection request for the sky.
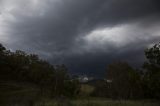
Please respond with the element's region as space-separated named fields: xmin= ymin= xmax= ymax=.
xmin=0 ymin=0 xmax=160 ymax=76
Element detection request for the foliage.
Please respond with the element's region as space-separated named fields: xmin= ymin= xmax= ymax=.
xmin=106 ymin=62 xmax=142 ymax=99
xmin=142 ymin=42 xmax=160 ymax=99
xmin=1 ymin=42 xmax=160 ymax=104
xmin=0 ymin=43 xmax=80 ymax=104
xmin=90 ymin=80 xmax=108 ymax=97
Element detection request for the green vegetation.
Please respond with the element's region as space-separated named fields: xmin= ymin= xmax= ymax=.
xmin=29 ymin=99 xmax=160 ymax=106
xmin=105 ymin=62 xmax=143 ymax=99
xmin=0 ymin=43 xmax=80 ymax=105
xmin=91 ymin=42 xmax=160 ymax=100
xmin=0 ymin=42 xmax=160 ymax=105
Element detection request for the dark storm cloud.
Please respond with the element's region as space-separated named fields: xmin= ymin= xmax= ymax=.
xmin=64 ymin=35 xmax=160 ymax=77
xmin=0 ymin=0 xmax=160 ymax=76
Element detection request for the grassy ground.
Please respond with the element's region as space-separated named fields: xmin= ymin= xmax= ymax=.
xmin=0 ymin=81 xmax=40 ymax=106
xmin=35 ymin=98 xmax=159 ymax=106
xmin=79 ymin=84 xmax=94 ymax=97
xmin=0 ymin=82 xmax=159 ymax=106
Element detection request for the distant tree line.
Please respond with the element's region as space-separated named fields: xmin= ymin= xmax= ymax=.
xmin=0 ymin=43 xmax=80 ymax=99
xmin=0 ymin=42 xmax=160 ymax=103
xmin=92 ymin=42 xmax=160 ymax=100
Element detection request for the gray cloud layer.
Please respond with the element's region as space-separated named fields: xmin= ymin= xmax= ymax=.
xmin=0 ymin=0 xmax=160 ymax=76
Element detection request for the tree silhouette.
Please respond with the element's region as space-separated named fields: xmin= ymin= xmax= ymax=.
xmin=143 ymin=42 xmax=160 ymax=99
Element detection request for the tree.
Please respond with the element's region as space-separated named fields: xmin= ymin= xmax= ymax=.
xmin=0 ymin=43 xmax=80 ymax=99
xmin=106 ymin=62 xmax=142 ymax=99
xmin=143 ymin=42 xmax=160 ymax=99
xmin=0 ymin=43 xmax=6 ymax=52
xmin=0 ymin=44 xmax=12 ymax=80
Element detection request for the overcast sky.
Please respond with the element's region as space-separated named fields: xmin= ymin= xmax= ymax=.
xmin=0 ymin=0 xmax=160 ymax=76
